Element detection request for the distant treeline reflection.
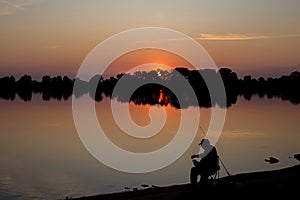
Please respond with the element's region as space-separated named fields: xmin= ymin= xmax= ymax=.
xmin=0 ymin=68 xmax=299 ymax=108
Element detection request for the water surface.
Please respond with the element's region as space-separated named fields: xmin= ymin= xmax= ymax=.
xmin=0 ymin=95 xmax=299 ymax=199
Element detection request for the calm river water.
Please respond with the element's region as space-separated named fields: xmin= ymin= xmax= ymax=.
xmin=0 ymin=95 xmax=299 ymax=199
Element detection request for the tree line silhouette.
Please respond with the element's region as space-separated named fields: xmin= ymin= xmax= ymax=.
xmin=0 ymin=67 xmax=299 ymax=108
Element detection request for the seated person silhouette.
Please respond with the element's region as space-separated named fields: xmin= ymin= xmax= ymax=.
xmin=190 ymin=138 xmax=219 ymax=185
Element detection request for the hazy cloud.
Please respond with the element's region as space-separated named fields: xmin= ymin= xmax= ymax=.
xmin=196 ymin=33 xmax=300 ymax=41
xmin=135 ymin=33 xmax=300 ymax=44
xmin=46 ymin=45 xmax=64 ymax=49
xmin=135 ymin=40 xmax=161 ymax=44
xmin=0 ymin=0 xmax=42 ymax=16
xmin=47 ymin=123 xmax=60 ymax=127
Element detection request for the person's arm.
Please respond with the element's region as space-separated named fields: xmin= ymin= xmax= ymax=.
xmin=191 ymin=154 xmax=199 ymax=159
xmin=191 ymin=152 xmax=205 ymax=159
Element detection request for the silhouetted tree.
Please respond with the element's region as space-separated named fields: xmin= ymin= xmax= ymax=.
xmin=0 ymin=76 xmax=16 ymax=100
xmin=0 ymin=68 xmax=299 ymax=107
xmin=16 ymin=75 xmax=32 ymax=101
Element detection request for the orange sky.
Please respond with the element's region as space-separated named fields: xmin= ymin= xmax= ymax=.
xmin=103 ymin=49 xmax=195 ymax=77
xmin=0 ymin=0 xmax=300 ymax=79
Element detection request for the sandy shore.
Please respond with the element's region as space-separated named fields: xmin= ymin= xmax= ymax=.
xmin=70 ymin=164 xmax=300 ymax=199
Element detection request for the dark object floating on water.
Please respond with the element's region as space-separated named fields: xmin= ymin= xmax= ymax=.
xmin=265 ymin=157 xmax=279 ymax=164
xmin=141 ymin=184 xmax=149 ymax=188
xmin=294 ymin=154 xmax=300 ymax=161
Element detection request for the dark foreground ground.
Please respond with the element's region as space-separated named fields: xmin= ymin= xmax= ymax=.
xmin=70 ymin=165 xmax=300 ymax=199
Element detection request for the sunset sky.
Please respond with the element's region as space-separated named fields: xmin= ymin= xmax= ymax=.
xmin=1 ymin=0 xmax=299 ymax=79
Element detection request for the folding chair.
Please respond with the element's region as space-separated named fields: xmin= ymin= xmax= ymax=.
xmin=208 ymin=158 xmax=220 ymax=184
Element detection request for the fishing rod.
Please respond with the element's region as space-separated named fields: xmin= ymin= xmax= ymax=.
xmin=198 ymin=124 xmax=231 ymax=177
xmin=218 ymin=156 xmax=231 ymax=177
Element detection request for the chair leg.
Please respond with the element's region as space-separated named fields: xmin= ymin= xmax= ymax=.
xmin=208 ymin=170 xmax=220 ymax=185
xmin=214 ymin=170 xmax=219 ymax=179
xmin=209 ymin=170 xmax=219 ymax=185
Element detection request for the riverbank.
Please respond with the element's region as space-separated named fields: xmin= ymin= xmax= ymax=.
xmin=69 ymin=164 xmax=300 ymax=199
